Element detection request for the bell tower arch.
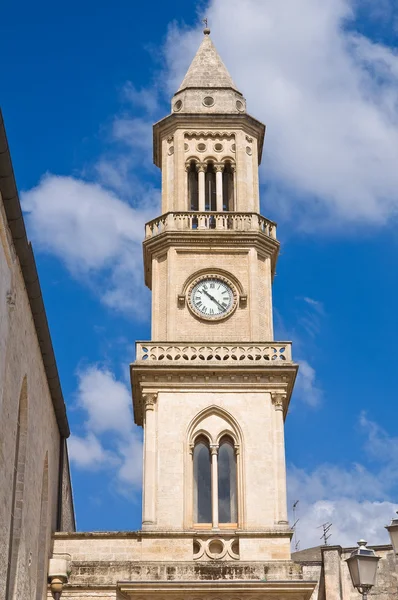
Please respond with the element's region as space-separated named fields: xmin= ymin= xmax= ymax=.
xmin=131 ymin=28 xmax=298 ymax=562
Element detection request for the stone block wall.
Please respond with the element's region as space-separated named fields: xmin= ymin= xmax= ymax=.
xmin=0 ymin=192 xmax=73 ymax=599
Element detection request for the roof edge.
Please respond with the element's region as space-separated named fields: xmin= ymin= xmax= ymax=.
xmin=0 ymin=108 xmax=70 ymax=437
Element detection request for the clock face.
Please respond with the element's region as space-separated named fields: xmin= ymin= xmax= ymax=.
xmin=189 ymin=276 xmax=236 ymax=320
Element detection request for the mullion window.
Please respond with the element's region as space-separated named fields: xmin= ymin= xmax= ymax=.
xmin=193 ymin=435 xmax=237 ymax=527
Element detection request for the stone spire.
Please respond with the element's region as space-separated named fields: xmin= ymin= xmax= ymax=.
xmin=171 ymin=29 xmax=246 ymax=115
xmin=177 ymin=30 xmax=240 ymax=93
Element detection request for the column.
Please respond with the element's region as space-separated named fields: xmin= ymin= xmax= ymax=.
xmin=197 ymin=164 xmax=206 ymax=212
xmin=142 ymin=393 xmax=157 ymax=526
xmin=271 ymin=392 xmax=288 ymax=524
xmin=215 ymin=164 xmax=224 ymax=212
xmin=184 ymin=162 xmax=190 ymax=210
xmin=210 ymin=445 xmax=219 ymax=529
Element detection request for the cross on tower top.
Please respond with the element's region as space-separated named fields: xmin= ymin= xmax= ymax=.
xmin=202 ymin=18 xmax=210 ymax=35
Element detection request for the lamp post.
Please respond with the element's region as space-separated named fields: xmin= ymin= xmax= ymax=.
xmin=385 ymin=511 xmax=398 ymax=555
xmin=346 ymin=540 xmax=380 ymax=600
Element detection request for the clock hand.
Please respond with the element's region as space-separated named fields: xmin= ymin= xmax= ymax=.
xmin=202 ymin=289 xmax=226 ymax=312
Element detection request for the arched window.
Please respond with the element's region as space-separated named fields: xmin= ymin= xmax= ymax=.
xmin=6 ymin=376 xmax=28 ymax=600
xmin=193 ymin=438 xmax=212 ymax=523
xmin=205 ymin=162 xmax=217 ymax=211
xmin=218 ymin=437 xmax=237 ymax=523
xmin=222 ymin=162 xmax=234 ymax=211
xmin=188 ymin=161 xmax=199 ymax=211
xmin=192 ymin=434 xmax=238 ymax=527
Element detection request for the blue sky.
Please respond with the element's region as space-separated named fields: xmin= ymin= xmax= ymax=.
xmin=2 ymin=0 xmax=398 ymax=548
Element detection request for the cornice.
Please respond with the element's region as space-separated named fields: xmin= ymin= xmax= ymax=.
xmin=153 ymin=112 xmax=266 ymax=167
xmin=143 ymin=229 xmax=280 ymax=290
xmin=119 ymin=580 xmax=317 ymax=600
xmin=130 ymin=362 xmax=298 ymax=426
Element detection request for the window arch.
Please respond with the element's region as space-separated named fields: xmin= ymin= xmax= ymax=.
xmin=186 ymin=160 xmax=236 ymax=213
xmin=188 ymin=160 xmax=199 ymax=211
xmin=193 ymin=437 xmax=212 ymax=524
xmin=205 ymin=162 xmax=217 ymax=211
xmin=188 ymin=406 xmax=243 ymax=529
xmin=222 ymin=161 xmax=235 ymax=211
xmin=218 ymin=436 xmax=237 ymax=523
xmin=192 ymin=433 xmax=238 ymax=527
xmin=6 ymin=375 xmax=28 ymax=600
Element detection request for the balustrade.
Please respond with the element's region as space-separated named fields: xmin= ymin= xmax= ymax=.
xmin=145 ymin=212 xmax=276 ymax=240
xmin=136 ymin=342 xmax=291 ymax=364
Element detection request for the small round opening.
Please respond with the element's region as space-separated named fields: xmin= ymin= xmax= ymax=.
xmin=246 ymin=146 xmax=252 ymax=155
xmin=174 ymin=99 xmax=183 ymax=112
xmin=231 ymin=143 xmax=236 ymax=152
xmin=203 ymin=96 xmax=215 ymax=107
xmin=193 ymin=540 xmax=201 ymax=555
xmin=197 ymin=142 xmax=207 ymax=152
xmin=208 ymin=539 xmax=224 ymax=555
xmin=231 ymin=540 xmax=239 ymax=555
xmin=236 ymin=100 xmax=244 ymax=112
xmin=214 ymin=143 xmax=223 ymax=152
xmin=184 ymin=143 xmax=189 ymax=151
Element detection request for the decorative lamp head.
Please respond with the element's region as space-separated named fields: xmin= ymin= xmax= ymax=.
xmin=385 ymin=511 xmax=398 ymax=555
xmin=346 ymin=540 xmax=380 ymax=595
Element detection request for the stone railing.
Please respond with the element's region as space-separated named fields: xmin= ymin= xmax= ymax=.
xmin=145 ymin=212 xmax=277 ymax=240
xmin=135 ymin=342 xmax=292 ymax=364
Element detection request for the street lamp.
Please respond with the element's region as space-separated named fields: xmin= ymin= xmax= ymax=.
xmin=385 ymin=511 xmax=398 ymax=555
xmin=346 ymin=540 xmax=380 ymax=600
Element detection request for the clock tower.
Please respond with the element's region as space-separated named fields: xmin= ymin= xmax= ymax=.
xmin=131 ymin=27 xmax=298 ymax=562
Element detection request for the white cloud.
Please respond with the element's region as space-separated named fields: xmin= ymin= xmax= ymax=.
xmin=295 ymin=360 xmax=323 ymax=407
xmin=275 ymin=298 xmax=325 ymax=408
xmin=303 ymin=298 xmax=325 ymax=315
xmin=292 ymin=498 xmax=395 ymax=548
xmin=288 ymin=414 xmax=398 ymax=548
xmin=68 ymin=432 xmax=116 ymax=470
xmin=76 ymin=365 xmax=134 ymax=436
xmin=22 ymin=174 xmax=157 ymax=316
xmin=359 ymin=411 xmax=398 ymax=465
xmin=67 ymin=365 xmax=143 ymax=491
xmin=165 ymin=0 xmax=398 ymax=228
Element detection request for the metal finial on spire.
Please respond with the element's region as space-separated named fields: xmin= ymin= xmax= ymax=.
xmin=202 ymin=18 xmax=210 ymax=35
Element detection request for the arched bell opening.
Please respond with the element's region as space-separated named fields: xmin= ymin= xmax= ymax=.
xmin=222 ymin=161 xmax=235 ymax=212
xmin=205 ymin=162 xmax=217 ymax=212
xmin=188 ymin=160 xmax=199 ymax=211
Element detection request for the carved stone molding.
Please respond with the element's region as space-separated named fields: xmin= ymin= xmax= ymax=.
xmin=210 ymin=444 xmax=218 ymax=456
xmin=193 ymin=536 xmax=239 ymax=561
xmin=137 ymin=342 xmax=291 ymax=364
xmin=184 ymin=131 xmax=235 ymax=139
xmin=271 ymin=392 xmax=286 ymax=411
xmin=143 ymin=393 xmax=158 ymax=411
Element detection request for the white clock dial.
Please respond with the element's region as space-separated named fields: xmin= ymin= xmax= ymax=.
xmin=190 ymin=277 xmax=234 ymax=320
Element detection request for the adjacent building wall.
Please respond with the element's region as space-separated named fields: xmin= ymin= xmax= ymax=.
xmin=0 ymin=110 xmax=75 ymax=600
xmin=293 ymin=545 xmax=398 ymax=600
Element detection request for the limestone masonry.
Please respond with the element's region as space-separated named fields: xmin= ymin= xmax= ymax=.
xmin=1 ymin=28 xmax=396 ymax=600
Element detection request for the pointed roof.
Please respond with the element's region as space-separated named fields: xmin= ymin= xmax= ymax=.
xmin=177 ymin=31 xmax=240 ymax=93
